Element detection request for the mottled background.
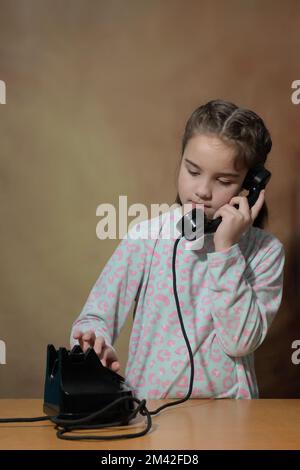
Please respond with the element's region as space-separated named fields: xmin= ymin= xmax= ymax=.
xmin=0 ymin=0 xmax=299 ymax=397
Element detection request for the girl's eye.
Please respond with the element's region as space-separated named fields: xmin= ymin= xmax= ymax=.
xmin=187 ymin=168 xmax=232 ymax=185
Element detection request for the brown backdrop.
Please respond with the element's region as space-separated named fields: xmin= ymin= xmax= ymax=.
xmin=0 ymin=0 xmax=299 ymax=397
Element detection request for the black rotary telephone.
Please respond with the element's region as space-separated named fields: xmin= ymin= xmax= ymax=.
xmin=177 ymin=165 xmax=271 ymax=240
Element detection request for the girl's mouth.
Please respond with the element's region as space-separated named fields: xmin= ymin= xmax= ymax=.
xmin=188 ymin=201 xmax=211 ymax=209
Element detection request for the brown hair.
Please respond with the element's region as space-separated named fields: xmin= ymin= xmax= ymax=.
xmin=174 ymin=99 xmax=272 ymax=229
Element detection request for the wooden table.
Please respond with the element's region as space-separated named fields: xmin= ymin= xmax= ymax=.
xmin=0 ymin=399 xmax=299 ymax=450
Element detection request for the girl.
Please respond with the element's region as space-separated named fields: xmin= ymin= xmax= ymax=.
xmin=70 ymin=99 xmax=285 ymax=399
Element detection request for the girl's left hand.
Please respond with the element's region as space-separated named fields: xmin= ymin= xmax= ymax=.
xmin=212 ymin=190 xmax=265 ymax=252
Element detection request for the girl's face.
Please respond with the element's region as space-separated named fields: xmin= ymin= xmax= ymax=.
xmin=177 ymin=133 xmax=248 ymax=219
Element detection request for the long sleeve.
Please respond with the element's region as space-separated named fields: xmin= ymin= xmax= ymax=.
xmin=70 ymin=227 xmax=146 ymax=349
xmin=206 ymin=239 xmax=285 ymax=357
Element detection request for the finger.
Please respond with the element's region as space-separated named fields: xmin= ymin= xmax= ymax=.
xmin=82 ymin=330 xmax=96 ymax=341
xmin=73 ymin=330 xmax=83 ymax=340
xmin=229 ymin=196 xmax=249 ymax=207
xmin=93 ymin=336 xmax=106 ymax=356
xmin=250 ymin=190 xmax=265 ymax=220
xmin=101 ymin=347 xmax=119 ymax=369
xmin=82 ymin=330 xmax=96 ymax=346
xmin=228 ymin=196 xmax=251 ymax=218
xmin=72 ymin=330 xmax=86 ymax=351
xmin=110 ymin=361 xmax=121 ymax=373
xmin=213 ymin=205 xmax=240 ymax=220
xmin=81 ymin=330 xmax=96 ymax=351
xmin=99 ymin=346 xmax=111 ymax=367
xmin=78 ymin=337 xmax=87 ymax=351
xmin=81 ymin=341 xmax=91 ymax=352
xmin=212 ymin=206 xmax=225 ymax=219
xmin=230 ymin=191 xmax=265 ymax=208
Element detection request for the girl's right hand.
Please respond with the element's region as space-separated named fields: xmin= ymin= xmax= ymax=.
xmin=73 ymin=330 xmax=120 ymax=372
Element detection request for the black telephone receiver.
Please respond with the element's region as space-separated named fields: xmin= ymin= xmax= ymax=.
xmin=177 ymin=165 xmax=271 ymax=239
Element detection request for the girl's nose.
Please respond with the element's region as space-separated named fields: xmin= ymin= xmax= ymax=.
xmin=195 ymin=186 xmax=212 ymax=200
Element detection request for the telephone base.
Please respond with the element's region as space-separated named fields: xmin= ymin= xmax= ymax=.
xmin=43 ymin=344 xmax=135 ymax=425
